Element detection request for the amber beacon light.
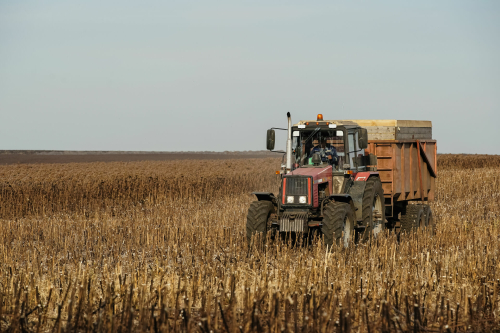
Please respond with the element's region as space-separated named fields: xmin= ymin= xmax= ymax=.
xmin=317 ymin=114 xmax=323 ymax=121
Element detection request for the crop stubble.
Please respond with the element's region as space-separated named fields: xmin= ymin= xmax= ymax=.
xmin=0 ymin=155 xmax=499 ymax=332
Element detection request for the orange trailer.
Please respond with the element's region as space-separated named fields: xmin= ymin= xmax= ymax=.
xmin=349 ymin=120 xmax=437 ymax=219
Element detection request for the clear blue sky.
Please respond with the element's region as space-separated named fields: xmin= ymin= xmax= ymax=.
xmin=1 ymin=1 xmax=499 ymax=153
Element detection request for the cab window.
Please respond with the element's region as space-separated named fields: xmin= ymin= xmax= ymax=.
xmin=292 ymin=128 xmax=346 ymax=171
xmin=346 ymin=130 xmax=365 ymax=171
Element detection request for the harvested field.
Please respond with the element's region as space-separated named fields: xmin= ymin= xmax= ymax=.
xmin=0 ymin=159 xmax=279 ymax=219
xmin=437 ymin=154 xmax=500 ymax=170
xmin=0 ymin=151 xmax=274 ymax=165
xmin=0 ymin=155 xmax=499 ymax=332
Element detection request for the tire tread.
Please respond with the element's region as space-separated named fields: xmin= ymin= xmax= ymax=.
xmin=361 ymin=177 xmax=385 ymax=241
xmin=322 ymin=202 xmax=354 ymax=247
xmin=400 ymin=204 xmax=423 ymax=233
xmin=246 ymin=201 xmax=273 ymax=244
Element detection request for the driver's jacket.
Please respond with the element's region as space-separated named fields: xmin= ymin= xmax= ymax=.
xmin=309 ymin=146 xmax=325 ymax=159
xmin=310 ymin=146 xmax=338 ymax=164
xmin=324 ymin=145 xmax=338 ymax=163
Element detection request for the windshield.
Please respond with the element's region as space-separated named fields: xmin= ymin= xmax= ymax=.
xmin=292 ymin=128 xmax=346 ymax=171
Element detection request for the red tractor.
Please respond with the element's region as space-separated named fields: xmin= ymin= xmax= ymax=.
xmin=247 ymin=113 xmax=437 ymax=247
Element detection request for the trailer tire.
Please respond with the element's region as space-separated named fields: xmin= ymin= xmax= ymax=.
xmin=246 ymin=201 xmax=273 ymax=247
xmin=400 ymin=204 xmax=425 ymax=234
xmin=422 ymin=205 xmax=435 ymax=234
xmin=322 ymin=202 xmax=355 ymax=248
xmin=361 ymin=177 xmax=386 ymax=241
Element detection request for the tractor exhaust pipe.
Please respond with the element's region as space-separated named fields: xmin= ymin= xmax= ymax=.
xmin=286 ymin=112 xmax=292 ymax=173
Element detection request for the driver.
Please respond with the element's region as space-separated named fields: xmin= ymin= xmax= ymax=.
xmin=309 ymin=139 xmax=324 ymax=158
xmin=325 ymin=138 xmax=338 ymax=165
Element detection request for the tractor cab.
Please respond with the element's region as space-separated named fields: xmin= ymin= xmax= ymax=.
xmin=267 ymin=115 xmax=370 ymax=174
xmin=291 ymin=123 xmax=367 ymax=173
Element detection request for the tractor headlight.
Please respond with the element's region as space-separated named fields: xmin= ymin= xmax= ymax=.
xmin=286 ymin=196 xmax=294 ymax=204
xmin=299 ymin=196 xmax=307 ymax=204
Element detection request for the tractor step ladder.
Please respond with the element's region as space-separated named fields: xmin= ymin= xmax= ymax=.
xmin=372 ymin=143 xmax=394 ymax=218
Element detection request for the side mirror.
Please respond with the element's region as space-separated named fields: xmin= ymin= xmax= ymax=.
xmin=358 ymin=128 xmax=368 ymax=149
xmin=266 ymin=129 xmax=275 ymax=150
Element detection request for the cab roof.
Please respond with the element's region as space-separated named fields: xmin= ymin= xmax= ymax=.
xmin=293 ymin=119 xmax=432 ymax=128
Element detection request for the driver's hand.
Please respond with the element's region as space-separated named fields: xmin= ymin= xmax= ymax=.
xmin=327 ymin=155 xmax=332 ymax=160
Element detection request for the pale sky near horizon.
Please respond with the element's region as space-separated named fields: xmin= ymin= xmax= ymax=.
xmin=1 ymin=1 xmax=499 ymax=153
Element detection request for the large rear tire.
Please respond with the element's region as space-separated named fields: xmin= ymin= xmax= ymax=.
xmin=246 ymin=201 xmax=273 ymax=247
xmin=400 ymin=204 xmax=425 ymax=234
xmin=322 ymin=202 xmax=355 ymax=248
xmin=361 ymin=177 xmax=386 ymax=241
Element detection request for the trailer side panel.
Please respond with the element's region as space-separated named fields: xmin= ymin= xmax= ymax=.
xmin=368 ymin=140 xmax=437 ymax=217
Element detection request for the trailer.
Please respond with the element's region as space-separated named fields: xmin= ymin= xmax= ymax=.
xmin=348 ymin=120 xmax=437 ymax=222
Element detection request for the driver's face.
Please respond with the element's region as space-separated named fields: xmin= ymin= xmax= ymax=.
xmin=312 ymin=140 xmax=319 ymax=146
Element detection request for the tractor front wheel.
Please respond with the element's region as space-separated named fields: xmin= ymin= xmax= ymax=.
xmin=322 ymin=202 xmax=355 ymax=248
xmin=246 ymin=201 xmax=273 ymax=247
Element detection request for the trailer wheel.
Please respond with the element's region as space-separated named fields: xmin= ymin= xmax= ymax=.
xmin=422 ymin=205 xmax=435 ymax=234
xmin=400 ymin=204 xmax=425 ymax=234
xmin=246 ymin=201 xmax=273 ymax=247
xmin=322 ymin=202 xmax=355 ymax=248
xmin=361 ymin=177 xmax=386 ymax=241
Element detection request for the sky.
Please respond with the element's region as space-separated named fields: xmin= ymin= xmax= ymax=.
xmin=0 ymin=1 xmax=499 ymax=153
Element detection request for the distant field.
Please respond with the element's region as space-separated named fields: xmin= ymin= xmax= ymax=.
xmin=0 ymin=150 xmax=275 ymax=164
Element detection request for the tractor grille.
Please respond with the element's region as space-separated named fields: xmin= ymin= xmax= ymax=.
xmin=284 ymin=177 xmax=309 ymax=196
xmin=280 ymin=211 xmax=308 ymax=232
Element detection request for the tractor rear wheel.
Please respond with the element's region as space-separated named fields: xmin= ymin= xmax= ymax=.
xmin=322 ymin=202 xmax=355 ymax=248
xmin=246 ymin=201 xmax=273 ymax=247
xmin=361 ymin=177 xmax=386 ymax=241
xmin=400 ymin=204 xmax=425 ymax=234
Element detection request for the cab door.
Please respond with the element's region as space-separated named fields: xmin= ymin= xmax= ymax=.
xmin=347 ymin=129 xmax=365 ymax=171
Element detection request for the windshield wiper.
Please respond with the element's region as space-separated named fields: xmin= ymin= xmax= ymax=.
xmin=303 ymin=127 xmax=321 ymax=145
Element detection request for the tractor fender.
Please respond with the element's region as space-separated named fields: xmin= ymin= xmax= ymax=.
xmin=347 ymin=174 xmax=382 ymax=221
xmin=346 ymin=182 xmax=367 ymax=221
xmin=354 ymin=171 xmax=379 ymax=182
xmin=328 ymin=194 xmax=356 ymax=219
xmin=252 ymin=192 xmax=276 ymax=203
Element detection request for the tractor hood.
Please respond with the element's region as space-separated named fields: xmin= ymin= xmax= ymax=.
xmin=285 ymin=166 xmax=333 ymax=208
xmin=288 ymin=166 xmax=332 ymax=179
